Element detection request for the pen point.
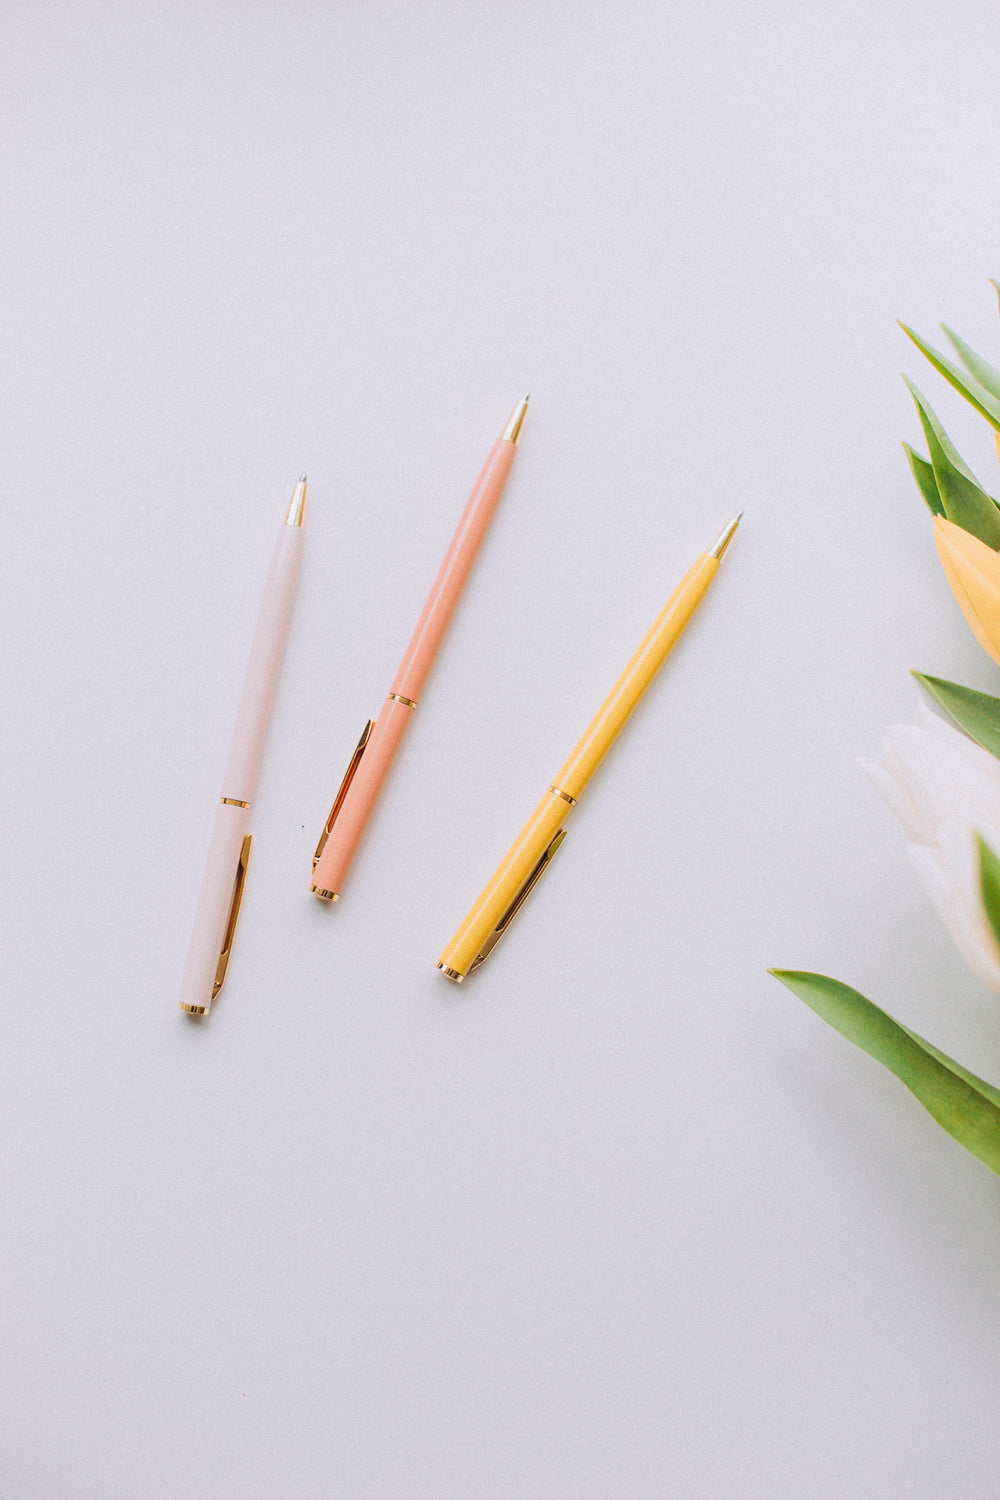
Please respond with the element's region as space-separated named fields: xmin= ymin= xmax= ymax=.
xmin=707 ymin=514 xmax=741 ymax=559
xmin=285 ymin=475 xmax=308 ymax=527
xmin=502 ymin=396 xmax=529 ymax=446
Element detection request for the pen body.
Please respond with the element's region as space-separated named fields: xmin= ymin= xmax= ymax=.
xmin=437 ymin=550 xmax=720 ymax=979
xmin=312 ymin=432 xmax=517 ymax=900
xmin=392 ymin=436 xmax=515 ymax=701
xmin=556 ymin=552 xmax=718 ymax=798
xmin=311 ymin=696 xmax=413 ymax=896
xmin=222 ymin=525 xmax=303 ymax=800
xmin=179 ymin=520 xmax=303 ymax=1013
xmin=178 ymin=800 xmax=250 ymax=1014
xmin=440 ymin=787 xmax=569 ymax=978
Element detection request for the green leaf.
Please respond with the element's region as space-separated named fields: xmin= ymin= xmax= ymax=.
xmin=912 ymin=672 xmax=1000 ymax=759
xmin=903 ymin=379 xmax=1000 ymax=547
xmin=902 ymin=442 xmax=944 ymax=515
xmin=898 ymin=1023 xmax=1000 ymax=1112
xmin=770 ymin=969 xmax=1000 ymax=1175
xmin=978 ymin=835 xmax=1000 ymax=956
xmin=942 ymin=325 xmax=1000 ymax=403
xmin=904 ymin=377 xmax=982 ymax=482
xmin=900 ymin=322 xmax=1000 ymax=432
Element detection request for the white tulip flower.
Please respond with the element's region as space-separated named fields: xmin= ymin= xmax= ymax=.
xmin=861 ymin=701 xmax=1000 ymax=992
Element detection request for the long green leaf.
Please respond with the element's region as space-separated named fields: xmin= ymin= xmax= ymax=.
xmin=901 ymin=322 xmax=1000 ymax=432
xmin=904 ymin=379 xmax=1000 ymax=547
xmin=978 ymin=836 xmax=1000 ymax=957
xmin=898 ymin=1023 xmax=1000 ymax=1112
xmin=902 ymin=442 xmax=944 ymax=515
xmin=770 ymin=969 xmax=1000 ymax=1175
xmin=912 ymin=672 xmax=1000 ymax=759
xmin=942 ymin=325 xmax=1000 ymax=403
xmin=902 ymin=377 xmax=979 ymax=480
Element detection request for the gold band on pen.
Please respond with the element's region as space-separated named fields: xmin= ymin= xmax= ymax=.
xmin=221 ymin=797 xmax=250 ymax=808
xmin=310 ymin=886 xmax=339 ymax=901
xmin=438 ymin=965 xmax=465 ymax=983
xmin=388 ymin=693 xmax=417 ymax=709
xmin=550 ymin=786 xmax=577 ymax=806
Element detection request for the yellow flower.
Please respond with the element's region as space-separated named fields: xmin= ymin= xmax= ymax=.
xmin=934 ymin=515 xmax=1000 ymax=667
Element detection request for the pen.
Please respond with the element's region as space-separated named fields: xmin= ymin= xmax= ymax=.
xmin=178 ymin=475 xmax=308 ymax=1015
xmin=310 ymin=397 xmax=529 ymax=901
xmin=437 ymin=515 xmax=741 ymax=980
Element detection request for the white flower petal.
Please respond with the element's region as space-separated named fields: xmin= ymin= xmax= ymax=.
xmin=908 ymin=839 xmax=1000 ymax=993
xmin=859 ymin=757 xmax=926 ymax=841
xmin=880 ymin=716 xmax=1000 ymax=843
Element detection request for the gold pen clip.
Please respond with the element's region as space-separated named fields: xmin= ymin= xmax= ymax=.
xmin=313 ymin=719 xmax=375 ymax=868
xmin=469 ymin=829 xmax=567 ymax=972
xmin=213 ymin=833 xmax=253 ymax=1000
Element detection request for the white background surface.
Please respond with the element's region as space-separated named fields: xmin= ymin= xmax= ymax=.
xmin=3 ymin=1 xmax=1000 ymax=1495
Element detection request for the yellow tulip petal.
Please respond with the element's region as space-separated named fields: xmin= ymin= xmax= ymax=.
xmin=933 ymin=515 xmax=1000 ymax=667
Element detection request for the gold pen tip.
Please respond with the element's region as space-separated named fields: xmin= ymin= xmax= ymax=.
xmin=285 ymin=475 xmax=308 ymax=527
xmin=502 ymin=396 xmax=529 ymax=446
xmin=707 ymin=514 xmax=741 ymax=560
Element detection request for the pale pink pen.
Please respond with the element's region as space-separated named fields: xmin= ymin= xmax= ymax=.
xmin=178 ymin=476 xmax=307 ymax=1015
xmin=310 ymin=397 xmax=528 ymax=901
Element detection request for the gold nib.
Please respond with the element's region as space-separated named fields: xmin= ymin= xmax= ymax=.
xmin=501 ymin=395 xmax=529 ymax=446
xmin=285 ymin=473 xmax=308 ymax=527
xmin=707 ymin=514 xmax=741 ymax=560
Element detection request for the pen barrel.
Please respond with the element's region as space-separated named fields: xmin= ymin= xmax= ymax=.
xmin=178 ymin=800 xmax=249 ymax=1012
xmin=438 ymin=788 xmax=570 ymax=979
xmin=555 ymin=553 xmax=719 ymax=800
xmin=312 ymin=697 xmax=415 ymax=897
xmin=221 ymin=524 xmax=303 ymax=803
xmin=391 ymin=436 xmax=516 ymax=702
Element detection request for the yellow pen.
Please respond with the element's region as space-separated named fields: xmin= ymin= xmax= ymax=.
xmin=437 ymin=515 xmax=741 ymax=981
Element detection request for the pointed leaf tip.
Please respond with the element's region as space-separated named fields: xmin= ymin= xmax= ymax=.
xmin=771 ymin=968 xmax=1000 ymax=1176
xmin=912 ymin=673 xmax=1000 ymax=759
xmin=941 ymin=324 xmax=1000 ymax=403
xmin=902 ymin=442 xmax=944 ymax=517
xmin=903 ymin=322 xmax=1000 ymax=432
xmin=903 ymin=382 xmax=1000 ymax=546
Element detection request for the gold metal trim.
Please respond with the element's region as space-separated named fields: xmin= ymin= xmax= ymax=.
xmin=501 ymin=395 xmax=529 ymax=446
xmin=313 ymin=719 xmax=375 ymax=870
xmin=284 ymin=474 xmax=308 ymax=527
xmin=221 ymin=797 xmax=250 ymax=808
xmin=707 ymin=514 xmax=741 ymax=560
xmin=550 ymin=785 xmax=577 ymax=806
xmin=179 ymin=1003 xmax=209 ymax=1015
xmin=388 ymin=693 xmax=417 ymax=709
xmin=437 ymin=965 xmax=465 ymax=983
xmin=309 ymin=885 xmax=339 ymax=902
xmin=211 ymin=833 xmax=252 ymax=999
xmin=469 ymin=828 xmax=568 ymax=973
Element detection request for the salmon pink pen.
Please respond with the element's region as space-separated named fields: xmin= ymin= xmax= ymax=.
xmin=310 ymin=398 xmax=528 ymax=902
xmin=178 ymin=475 xmax=307 ymax=1015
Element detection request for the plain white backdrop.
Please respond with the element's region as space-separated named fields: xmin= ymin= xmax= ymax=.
xmin=3 ymin=1 xmax=1000 ymax=1495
